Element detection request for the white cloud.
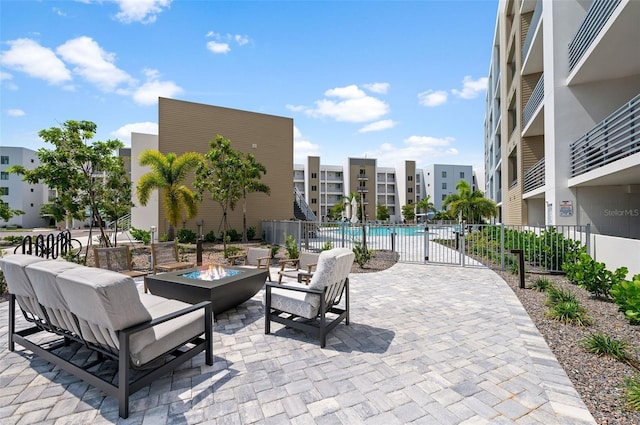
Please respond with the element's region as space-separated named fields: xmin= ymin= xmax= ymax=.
xmin=358 ymin=119 xmax=396 ymax=133
xmin=418 ymin=90 xmax=448 ymax=107
xmin=293 ymin=126 xmax=320 ymax=162
xmin=56 ymin=36 xmax=134 ymax=92
xmin=7 ymin=109 xmax=25 ymax=117
xmin=451 ymin=75 xmax=488 ymax=99
xmin=206 ymin=41 xmax=230 ymax=54
xmin=0 ymin=38 xmax=71 ymax=85
xmin=286 ymin=104 xmax=305 ymax=112
xmin=0 ymin=71 xmax=18 ymax=90
xmin=305 ymin=84 xmax=389 ymax=123
xmin=206 ymin=31 xmax=250 ymax=54
xmin=113 ymin=0 xmax=172 ymax=24
xmin=111 ymin=122 xmax=158 ymax=145
xmin=363 ymin=82 xmax=389 ymax=94
xmin=364 ymin=135 xmax=459 ymax=167
xmin=131 ymin=68 xmax=183 ymax=105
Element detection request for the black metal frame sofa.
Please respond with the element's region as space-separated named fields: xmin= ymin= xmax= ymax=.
xmin=0 ymin=254 xmax=212 ymax=419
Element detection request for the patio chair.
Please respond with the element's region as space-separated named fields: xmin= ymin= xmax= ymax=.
xmin=264 ymin=247 xmax=355 ymax=348
xmin=150 ymin=241 xmax=194 ymax=289
xmin=94 ymin=245 xmax=149 ymax=292
xmin=277 ymin=251 xmax=319 ymax=284
xmin=229 ymin=247 xmax=272 ymax=281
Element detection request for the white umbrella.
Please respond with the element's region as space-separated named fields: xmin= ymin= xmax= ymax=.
xmin=350 ymin=197 xmax=359 ymax=223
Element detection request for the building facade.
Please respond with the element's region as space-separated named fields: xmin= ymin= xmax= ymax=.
xmin=0 ymin=146 xmax=50 ymax=229
xmin=485 ymin=0 xmax=640 ymax=238
xmin=130 ymin=98 xmax=295 ymax=238
xmin=295 ymin=156 xmax=475 ymax=223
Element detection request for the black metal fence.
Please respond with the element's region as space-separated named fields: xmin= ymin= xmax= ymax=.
xmin=262 ymin=220 xmax=591 ymax=273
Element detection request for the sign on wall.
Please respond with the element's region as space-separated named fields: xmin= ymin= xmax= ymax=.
xmin=559 ymin=200 xmax=573 ymax=217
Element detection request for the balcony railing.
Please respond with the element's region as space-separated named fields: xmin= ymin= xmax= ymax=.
xmin=571 ymin=93 xmax=639 ymax=177
xmin=523 ymin=157 xmax=545 ymax=193
xmin=522 ymin=0 xmax=542 ymax=62
xmin=523 ymin=74 xmax=544 ymax=128
xmin=568 ymin=0 xmax=622 ymax=72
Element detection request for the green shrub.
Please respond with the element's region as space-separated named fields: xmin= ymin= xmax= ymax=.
xmin=545 ymin=300 xmax=591 ymax=326
xmin=204 ymin=230 xmax=217 ymax=243
xmin=130 ymin=226 xmax=151 ymax=244
xmin=353 ymin=241 xmax=373 ymax=268
xmin=624 ymin=375 xmax=640 ymax=411
xmin=3 ymin=235 xmax=24 ymax=245
xmin=563 ymin=253 xmax=627 ymax=299
xmin=284 ymin=234 xmax=299 ymax=259
xmin=268 ymin=244 xmax=279 ymax=258
xmin=177 ymin=228 xmax=197 ymax=244
xmin=532 ymin=277 xmax=553 ymax=292
xmin=545 ymin=285 xmax=577 ymax=306
xmin=221 ymin=228 xmax=241 ymax=242
xmin=580 ymin=332 xmax=629 ymax=361
xmin=224 ymin=245 xmax=241 ymax=258
xmin=246 ymin=226 xmax=256 ymax=240
xmin=610 ymin=274 xmax=640 ymax=324
xmin=321 ymin=240 xmax=333 ymax=251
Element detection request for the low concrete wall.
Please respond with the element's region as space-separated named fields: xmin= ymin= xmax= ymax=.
xmin=591 ymin=234 xmax=640 ymax=278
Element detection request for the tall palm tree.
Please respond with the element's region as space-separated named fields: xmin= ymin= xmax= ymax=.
xmin=442 ymin=180 xmax=497 ymax=224
xmin=416 ymin=194 xmax=435 ymax=221
xmin=238 ymin=153 xmax=270 ymax=242
xmin=137 ymin=150 xmax=202 ymax=241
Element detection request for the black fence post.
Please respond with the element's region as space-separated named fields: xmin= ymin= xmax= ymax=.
xmin=510 ymin=249 xmax=525 ymax=288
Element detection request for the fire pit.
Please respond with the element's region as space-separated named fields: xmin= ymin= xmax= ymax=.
xmin=145 ymin=265 xmax=268 ymax=315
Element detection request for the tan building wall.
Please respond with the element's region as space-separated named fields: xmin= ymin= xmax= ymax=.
xmin=307 ymin=156 xmax=321 ymax=218
xmin=347 ymin=158 xmax=376 ymax=221
xmin=156 ymin=97 xmax=293 ymax=238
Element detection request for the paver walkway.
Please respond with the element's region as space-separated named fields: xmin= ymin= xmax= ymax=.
xmin=0 ymin=262 xmax=596 ymax=424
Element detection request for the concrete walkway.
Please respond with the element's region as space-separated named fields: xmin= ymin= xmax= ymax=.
xmin=0 ymin=262 xmax=596 ymax=424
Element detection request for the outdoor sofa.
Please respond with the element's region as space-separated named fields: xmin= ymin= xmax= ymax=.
xmin=0 ymin=254 xmax=212 ymax=419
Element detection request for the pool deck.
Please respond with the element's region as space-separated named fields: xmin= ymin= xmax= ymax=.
xmin=0 ymin=262 xmax=596 ymax=424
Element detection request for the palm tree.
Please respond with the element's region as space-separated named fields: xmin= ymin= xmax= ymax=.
xmin=137 ymin=150 xmax=202 ymax=241
xmin=442 ymin=180 xmax=497 ymax=224
xmin=416 ymin=195 xmax=435 ymax=221
xmin=238 ymin=153 xmax=270 ymax=242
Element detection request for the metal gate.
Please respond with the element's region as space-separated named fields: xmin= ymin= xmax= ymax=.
xmin=262 ymin=221 xmax=591 ymax=272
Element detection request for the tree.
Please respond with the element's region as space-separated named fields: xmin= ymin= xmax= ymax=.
xmin=416 ymin=195 xmax=435 ymax=214
xmin=8 ymin=120 xmax=124 ymax=250
xmin=193 ymin=135 xmax=242 ymax=252
xmin=237 ymin=153 xmax=270 ymax=242
xmin=327 ymin=202 xmax=345 ymax=221
xmin=137 ymin=150 xmax=202 ymax=241
xmin=401 ymin=204 xmax=415 ymax=223
xmin=442 ymin=180 xmax=498 ymax=224
xmin=376 ymin=204 xmax=390 ymax=222
xmin=101 ymin=155 xmax=134 ymax=245
xmin=0 ymin=196 xmax=24 ymax=222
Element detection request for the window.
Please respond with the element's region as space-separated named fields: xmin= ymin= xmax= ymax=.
xmin=408 ymin=176 xmax=413 ymax=181
xmin=311 ymin=172 xmax=317 ymax=179
xmin=442 ymin=183 xmax=447 ymax=190
xmin=0 ymin=172 xmax=8 ymax=180
xmin=30 ymin=203 xmax=34 ymax=207
xmin=442 ymin=171 xmax=447 ymax=178
xmin=460 ymin=172 xmax=465 ymax=179
xmin=442 ymin=194 xmax=447 ymax=201
xmin=408 ymin=199 xmax=413 ymax=204
xmin=0 ymin=156 xmax=8 ymax=164
xmin=0 ymin=187 xmax=8 ymax=195
xmin=311 ymin=198 xmax=317 ymax=204
xmin=30 ymin=188 xmax=34 ymax=192
xmin=408 ymin=188 xmax=413 ymax=193
xmin=311 ymin=185 xmax=317 ymax=191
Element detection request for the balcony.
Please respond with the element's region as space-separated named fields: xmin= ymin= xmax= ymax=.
xmin=522 ymin=0 xmax=543 ymax=75
xmin=522 ymin=74 xmax=544 ymax=136
xmin=523 ymin=157 xmax=545 ymax=194
xmin=570 ymin=94 xmax=640 ymax=184
xmin=568 ymin=0 xmax=640 ymax=85
xmin=357 ymin=174 xmax=369 ymax=181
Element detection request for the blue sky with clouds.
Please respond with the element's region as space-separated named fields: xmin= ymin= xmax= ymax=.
xmin=1 ymin=0 xmax=497 ymax=175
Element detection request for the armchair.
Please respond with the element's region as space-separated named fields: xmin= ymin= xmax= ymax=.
xmin=229 ymin=247 xmax=272 ymax=281
xmin=264 ymin=248 xmax=354 ymax=348
xmin=278 ymin=251 xmax=319 ymax=284
xmin=150 ymin=241 xmax=194 ymax=292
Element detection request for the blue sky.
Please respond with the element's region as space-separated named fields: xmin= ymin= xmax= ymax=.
xmin=1 ymin=0 xmax=497 ymax=178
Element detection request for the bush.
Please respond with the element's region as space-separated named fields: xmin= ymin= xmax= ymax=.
xmin=246 ymin=226 xmax=256 ymax=240
xmin=221 ymin=228 xmax=241 ymax=242
xmin=353 ymin=241 xmax=373 ymax=268
xmin=624 ymin=375 xmax=640 ymax=411
xmin=130 ymin=226 xmax=151 ymax=244
xmin=610 ymin=274 xmax=640 ymax=324
xmin=321 ymin=240 xmax=333 ymax=251
xmin=177 ymin=228 xmax=197 ymax=244
xmin=531 ymin=277 xmax=552 ymax=292
xmin=284 ymin=234 xmax=299 ymax=259
xmin=3 ymin=235 xmax=24 ymax=245
xmin=223 ymin=245 xmax=241 ymax=258
xmin=545 ymin=300 xmax=591 ymax=326
xmin=268 ymin=244 xmax=279 ymax=258
xmin=204 ymin=230 xmax=217 ymax=243
xmin=563 ymin=253 xmax=627 ymax=299
xmin=580 ymin=332 xmax=629 ymax=361
xmin=545 ymin=285 xmax=577 ymax=306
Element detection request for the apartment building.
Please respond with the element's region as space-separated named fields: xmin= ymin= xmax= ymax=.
xmin=485 ymin=0 xmax=640 ymax=238
xmin=0 ymin=146 xmax=49 ymax=228
xmin=130 ymin=98 xmax=294 ymax=237
xmin=295 ymin=156 xmax=474 ymax=223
